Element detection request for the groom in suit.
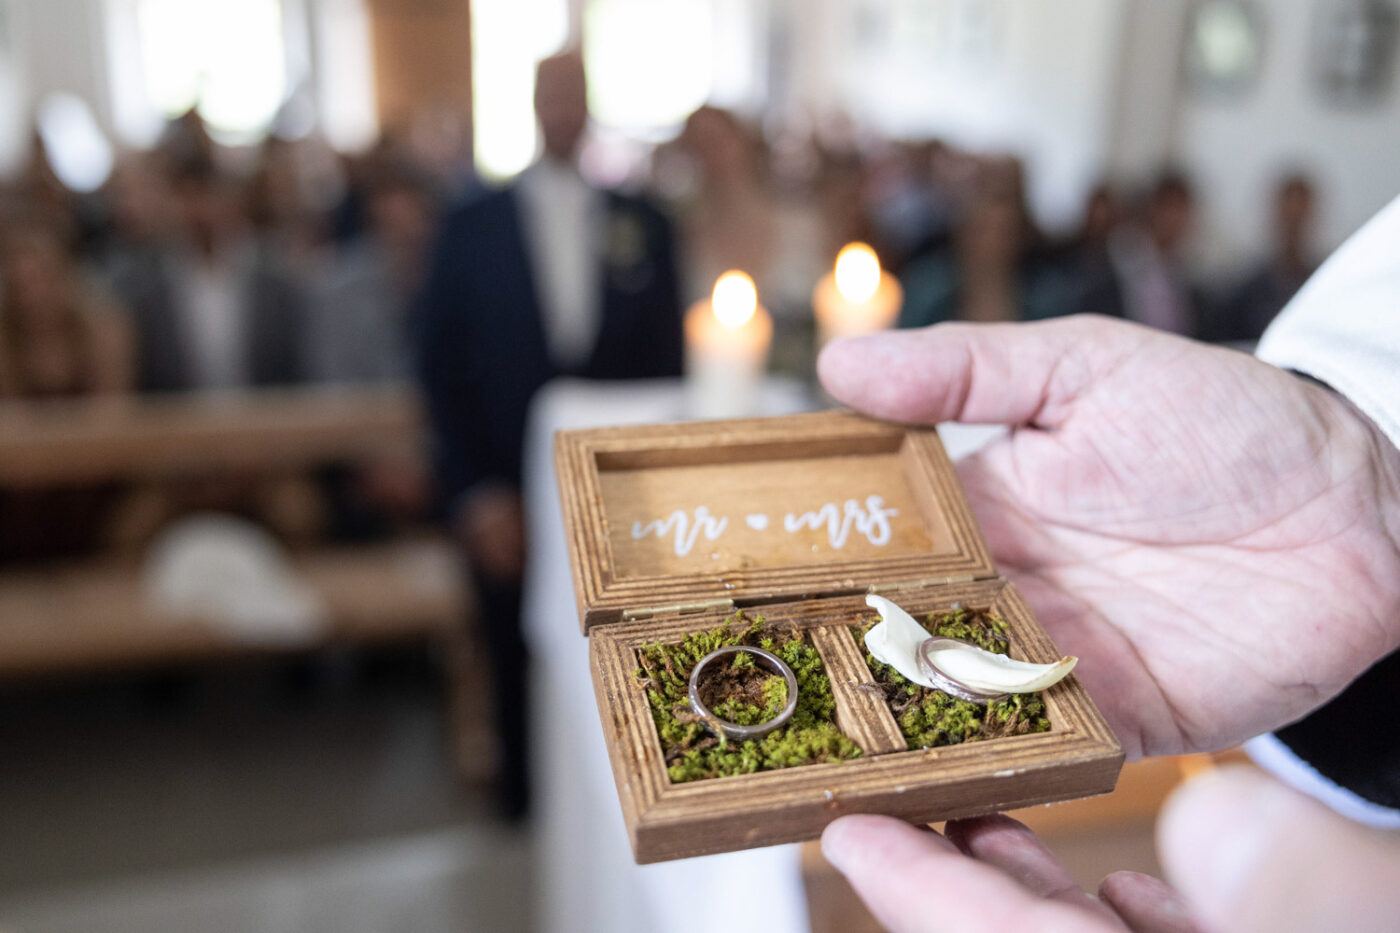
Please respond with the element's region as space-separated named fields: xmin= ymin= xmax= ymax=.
xmin=418 ymin=50 xmax=683 ymax=817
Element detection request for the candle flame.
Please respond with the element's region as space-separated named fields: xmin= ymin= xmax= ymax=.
xmin=834 ymin=243 xmax=881 ymax=303
xmin=712 ymin=271 xmax=757 ymax=329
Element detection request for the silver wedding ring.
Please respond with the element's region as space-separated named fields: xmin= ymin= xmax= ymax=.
xmin=916 ymin=637 xmax=1012 ymax=704
xmin=688 ymin=645 xmax=799 ymax=741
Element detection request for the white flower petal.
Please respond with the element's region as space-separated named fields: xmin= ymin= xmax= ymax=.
xmin=863 ymin=594 xmax=1076 ymax=697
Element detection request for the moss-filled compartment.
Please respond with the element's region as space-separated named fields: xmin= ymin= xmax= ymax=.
xmin=691 ymin=649 xmax=790 ymax=725
xmin=635 ymin=612 xmax=863 ymax=783
xmin=854 ymin=606 xmax=1052 ymax=751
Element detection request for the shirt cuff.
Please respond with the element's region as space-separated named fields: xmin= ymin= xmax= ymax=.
xmin=1244 ymin=733 xmax=1400 ymax=830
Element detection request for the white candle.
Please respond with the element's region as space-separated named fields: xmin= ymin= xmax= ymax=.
xmin=685 ymin=271 xmax=773 ymax=420
xmin=813 ymin=242 xmax=903 ymax=350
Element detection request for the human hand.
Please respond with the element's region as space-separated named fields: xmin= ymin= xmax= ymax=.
xmin=819 ymin=316 xmax=1400 ymax=758
xmin=822 ymin=766 xmax=1400 ymax=933
xmin=822 ymin=811 xmax=1197 ymax=933
xmin=454 ymin=485 xmax=526 ymax=583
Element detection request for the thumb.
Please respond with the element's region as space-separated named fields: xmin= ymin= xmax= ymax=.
xmin=1158 ymin=766 xmax=1400 ymax=933
xmin=817 ymin=316 xmax=1148 ymax=428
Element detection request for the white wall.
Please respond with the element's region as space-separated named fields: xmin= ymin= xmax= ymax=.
xmin=0 ymin=0 xmax=377 ymax=174
xmin=825 ymin=0 xmax=1131 ymax=230
xmin=1168 ymin=0 xmax=1400 ymax=269
xmin=0 ymin=0 xmax=116 ymax=173
xmin=1104 ymin=0 xmax=1190 ymax=183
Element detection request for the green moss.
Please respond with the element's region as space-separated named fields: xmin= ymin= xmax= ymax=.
xmin=636 ymin=611 xmax=863 ymax=783
xmin=854 ymin=606 xmax=1052 ymax=750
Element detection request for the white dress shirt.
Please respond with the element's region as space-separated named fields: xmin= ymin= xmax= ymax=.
xmin=1257 ymin=193 xmax=1400 ymax=449
xmin=516 ymin=158 xmax=604 ymax=370
xmin=174 ymin=243 xmax=254 ymax=390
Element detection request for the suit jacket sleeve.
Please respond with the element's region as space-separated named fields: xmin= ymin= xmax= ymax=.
xmin=417 ymin=207 xmax=490 ymax=517
xmin=644 ymin=202 xmax=685 ymax=378
xmin=1250 ymin=193 xmax=1400 ymax=825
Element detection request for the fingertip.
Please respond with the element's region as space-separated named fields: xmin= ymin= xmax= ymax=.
xmin=1099 ymin=871 xmax=1202 ymax=933
xmin=820 ymin=813 xmax=920 ymax=874
xmin=816 ymin=332 xmax=884 ymax=409
xmin=943 ymin=813 xmax=1016 ymax=857
xmin=1157 ymin=767 xmax=1281 ymax=924
xmin=1157 ymin=766 xmax=1272 ymax=854
xmin=826 ymin=812 xmax=1084 ymax=931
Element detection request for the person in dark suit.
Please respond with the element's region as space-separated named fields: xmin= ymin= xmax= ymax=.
xmin=417 ymin=50 xmax=683 ymax=818
xmin=1210 ymin=173 xmax=1319 ymax=344
xmin=105 ymin=156 xmax=305 ymax=393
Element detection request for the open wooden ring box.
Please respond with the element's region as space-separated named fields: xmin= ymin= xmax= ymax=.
xmin=555 ymin=411 xmax=1122 ymax=863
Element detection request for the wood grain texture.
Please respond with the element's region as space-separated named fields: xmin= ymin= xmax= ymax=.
xmin=588 ymin=582 xmax=1122 ymax=864
xmin=810 ymin=626 xmax=905 ymax=756
xmin=555 ymin=412 xmax=996 ymax=632
xmin=597 ymin=452 xmax=943 ymax=578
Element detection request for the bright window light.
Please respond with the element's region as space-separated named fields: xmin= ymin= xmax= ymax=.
xmin=470 ymin=0 xmax=569 ymax=180
xmin=135 ymin=0 xmax=288 ymax=142
xmin=583 ymin=0 xmax=713 ymax=132
xmin=313 ymin=0 xmax=378 ymax=153
xmin=36 ymin=93 xmax=115 ymax=193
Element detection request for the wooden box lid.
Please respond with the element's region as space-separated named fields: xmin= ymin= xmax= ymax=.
xmin=554 ymin=411 xmax=997 ymax=632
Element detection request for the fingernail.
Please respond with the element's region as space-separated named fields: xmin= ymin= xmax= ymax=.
xmin=1159 ymin=768 xmax=1284 ymax=918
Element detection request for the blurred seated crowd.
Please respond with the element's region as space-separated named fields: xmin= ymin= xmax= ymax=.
xmin=0 ymin=95 xmax=1317 ymax=561
xmin=0 ymin=100 xmax=1316 ymax=403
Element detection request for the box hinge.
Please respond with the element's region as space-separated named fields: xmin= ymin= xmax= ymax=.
xmin=867 ymin=575 xmax=975 ymax=595
xmin=623 ymin=597 xmax=736 ymax=622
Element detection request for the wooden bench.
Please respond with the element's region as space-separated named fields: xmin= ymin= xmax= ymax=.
xmin=0 ymin=541 xmax=463 ymax=677
xmin=0 ymin=386 xmax=423 ymax=487
xmin=0 ymin=386 xmax=494 ymax=781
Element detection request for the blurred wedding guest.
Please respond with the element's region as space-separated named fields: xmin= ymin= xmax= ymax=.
xmin=669 ymin=106 xmax=778 ymax=300
xmin=899 ymin=163 xmax=1071 ymax=327
xmin=862 ymin=140 xmax=956 ymax=275
xmin=154 ymin=108 xmax=216 ymax=173
xmin=0 ymin=216 xmax=132 ymax=398
xmin=13 ymin=125 xmax=111 ymax=258
xmin=418 ymin=49 xmax=683 ymax=818
xmin=663 ymin=105 xmax=830 ymax=320
xmin=106 ymin=156 xmax=306 ymax=393
xmin=1212 ymin=173 xmax=1319 ymax=343
xmin=309 ymin=161 xmax=439 ymax=540
xmin=308 ymin=161 xmax=437 ymax=384
xmin=1107 ymin=170 xmax=1204 ymax=336
xmin=247 ymin=135 xmax=346 ymax=262
xmin=1051 ymin=182 xmax=1129 ymax=318
xmin=99 ymin=154 xmax=178 ymax=266
xmin=0 ymin=216 xmax=133 ymax=561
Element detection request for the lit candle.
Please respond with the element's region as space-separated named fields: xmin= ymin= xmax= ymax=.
xmin=685 ymin=271 xmax=773 ymax=419
xmin=812 ymin=242 xmax=903 ymax=350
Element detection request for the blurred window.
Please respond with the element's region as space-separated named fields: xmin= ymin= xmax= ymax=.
xmin=133 ymin=0 xmax=288 ymax=142
xmin=0 ymin=4 xmax=21 ymax=176
xmin=470 ymin=0 xmax=570 ymax=180
xmin=311 ymin=0 xmax=378 ymax=152
xmin=471 ymin=0 xmax=751 ymax=181
xmin=583 ymin=0 xmax=713 ymax=133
